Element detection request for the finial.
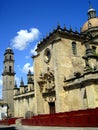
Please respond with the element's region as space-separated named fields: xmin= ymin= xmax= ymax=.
xmin=20 ymin=77 xmax=24 ymax=86
xmin=14 ymin=80 xmax=17 ymax=88
xmin=28 ymin=69 xmax=31 ymax=74
xmin=49 ymin=31 xmax=52 ymax=36
xmin=53 ymin=28 xmax=56 ymax=32
xmin=57 ymin=23 xmax=60 ymax=29
xmin=46 ymin=32 xmax=48 ymax=37
xmin=64 ymin=24 xmax=66 ymax=30
xmin=42 ymin=35 xmax=45 ymax=41
xmin=69 ymin=25 xmax=72 ymax=32
xmin=80 ymin=27 xmax=82 ymax=32
xmin=75 ymin=27 xmax=78 ymax=33
xmin=46 ymin=32 xmax=49 ymax=39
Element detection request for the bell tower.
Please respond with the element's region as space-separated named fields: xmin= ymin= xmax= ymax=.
xmin=2 ymin=47 xmax=15 ymax=117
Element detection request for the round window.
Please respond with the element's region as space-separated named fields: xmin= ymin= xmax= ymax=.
xmin=44 ymin=48 xmax=51 ymax=63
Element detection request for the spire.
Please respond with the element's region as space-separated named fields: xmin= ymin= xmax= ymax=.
xmin=28 ymin=69 xmax=31 ymax=75
xmin=88 ymin=2 xmax=96 ymax=19
xmin=20 ymin=77 xmax=24 ymax=87
xmin=27 ymin=70 xmax=34 ymax=84
xmin=14 ymin=80 xmax=17 ymax=88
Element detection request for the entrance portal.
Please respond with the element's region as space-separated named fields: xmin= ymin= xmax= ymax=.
xmin=49 ymin=102 xmax=55 ymax=114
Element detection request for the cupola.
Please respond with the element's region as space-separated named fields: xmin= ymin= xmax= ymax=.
xmin=88 ymin=7 xmax=96 ymax=19
xmin=81 ymin=5 xmax=98 ymax=34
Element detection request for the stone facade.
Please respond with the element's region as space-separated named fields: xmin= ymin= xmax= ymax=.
xmin=2 ymin=48 xmax=15 ymax=117
xmin=33 ymin=29 xmax=85 ymax=115
xmin=2 ymin=6 xmax=98 ymax=118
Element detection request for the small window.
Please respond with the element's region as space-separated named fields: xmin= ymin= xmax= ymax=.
xmin=44 ymin=48 xmax=51 ymax=63
xmin=10 ymin=55 xmax=12 ymax=60
xmin=5 ymin=66 xmax=7 ymax=72
xmin=9 ymin=66 xmax=12 ymax=73
xmin=5 ymin=56 xmax=7 ymax=60
xmin=72 ymin=42 xmax=77 ymax=55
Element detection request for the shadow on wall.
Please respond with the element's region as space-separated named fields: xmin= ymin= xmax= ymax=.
xmin=0 ymin=127 xmax=16 ymax=130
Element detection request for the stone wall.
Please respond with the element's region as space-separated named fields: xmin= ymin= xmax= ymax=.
xmin=14 ymin=92 xmax=35 ymax=118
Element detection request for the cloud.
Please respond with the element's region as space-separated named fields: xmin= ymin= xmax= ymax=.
xmin=25 ymin=56 xmax=30 ymax=59
xmin=0 ymin=77 xmax=2 ymax=99
xmin=11 ymin=28 xmax=40 ymax=50
xmin=0 ymin=77 xmax=2 ymax=86
xmin=22 ymin=63 xmax=33 ymax=74
xmin=25 ymin=44 xmax=37 ymax=59
xmin=30 ymin=44 xmax=37 ymax=55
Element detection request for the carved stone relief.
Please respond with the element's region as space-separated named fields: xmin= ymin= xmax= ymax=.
xmin=38 ymin=68 xmax=55 ymax=93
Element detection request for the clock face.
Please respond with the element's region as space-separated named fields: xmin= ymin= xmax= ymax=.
xmin=44 ymin=48 xmax=51 ymax=63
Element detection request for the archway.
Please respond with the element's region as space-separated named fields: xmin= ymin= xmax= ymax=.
xmin=48 ymin=102 xmax=55 ymax=114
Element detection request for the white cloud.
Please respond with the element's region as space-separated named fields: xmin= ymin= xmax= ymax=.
xmin=30 ymin=44 xmax=37 ymax=55
xmin=0 ymin=77 xmax=2 ymax=86
xmin=11 ymin=28 xmax=40 ymax=50
xmin=22 ymin=63 xmax=33 ymax=74
xmin=25 ymin=56 xmax=30 ymax=59
xmin=0 ymin=77 xmax=2 ymax=99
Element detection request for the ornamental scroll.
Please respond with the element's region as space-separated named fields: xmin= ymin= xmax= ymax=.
xmin=38 ymin=68 xmax=55 ymax=93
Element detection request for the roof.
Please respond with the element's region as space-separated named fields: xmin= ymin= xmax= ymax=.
xmin=81 ymin=17 xmax=98 ymax=32
xmin=4 ymin=47 xmax=14 ymax=55
xmin=35 ymin=25 xmax=84 ymax=53
xmin=88 ymin=8 xmax=96 ymax=13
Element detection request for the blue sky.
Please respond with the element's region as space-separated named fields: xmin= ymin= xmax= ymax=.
xmin=0 ymin=0 xmax=98 ymax=98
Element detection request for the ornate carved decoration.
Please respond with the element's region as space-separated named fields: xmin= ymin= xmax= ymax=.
xmin=38 ymin=68 xmax=55 ymax=94
xmin=45 ymin=96 xmax=56 ymax=103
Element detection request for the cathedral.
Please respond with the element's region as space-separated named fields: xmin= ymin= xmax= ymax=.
xmin=1 ymin=6 xmax=98 ymax=118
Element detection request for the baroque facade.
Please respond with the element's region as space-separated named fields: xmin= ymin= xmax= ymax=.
xmin=2 ymin=6 xmax=98 ymax=118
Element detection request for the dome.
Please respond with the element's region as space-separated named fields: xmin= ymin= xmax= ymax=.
xmin=4 ymin=47 xmax=14 ymax=55
xmin=6 ymin=47 xmax=12 ymax=50
xmin=81 ymin=17 xmax=98 ymax=32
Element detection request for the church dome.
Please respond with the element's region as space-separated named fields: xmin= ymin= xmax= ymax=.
xmin=81 ymin=6 xmax=98 ymax=33
xmin=81 ymin=17 xmax=98 ymax=32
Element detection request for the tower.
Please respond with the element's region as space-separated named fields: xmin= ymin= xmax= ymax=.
xmin=2 ymin=47 xmax=15 ymax=117
xmin=27 ymin=70 xmax=34 ymax=91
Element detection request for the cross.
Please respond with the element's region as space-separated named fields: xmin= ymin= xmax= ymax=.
xmin=88 ymin=0 xmax=92 ymax=9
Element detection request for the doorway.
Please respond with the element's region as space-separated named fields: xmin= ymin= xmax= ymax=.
xmin=49 ymin=102 xmax=55 ymax=114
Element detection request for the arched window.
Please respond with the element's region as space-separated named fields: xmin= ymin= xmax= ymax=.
xmin=10 ymin=55 xmax=12 ymax=60
xmin=5 ymin=56 xmax=7 ymax=60
xmin=72 ymin=42 xmax=77 ymax=55
xmin=9 ymin=66 xmax=12 ymax=73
